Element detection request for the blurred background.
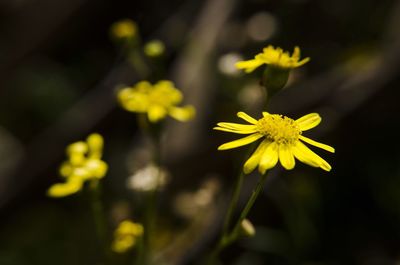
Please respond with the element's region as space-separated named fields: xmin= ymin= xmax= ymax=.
xmin=1 ymin=0 xmax=400 ymax=264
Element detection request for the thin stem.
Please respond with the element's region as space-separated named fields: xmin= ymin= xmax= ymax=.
xmin=137 ymin=114 xmax=162 ymax=265
xmin=229 ymin=171 xmax=268 ymax=239
xmin=206 ymin=170 xmax=245 ymax=265
xmin=222 ymin=170 xmax=244 ymax=237
xmin=89 ymin=180 xmax=109 ymax=261
xmin=206 ymin=171 xmax=269 ymax=265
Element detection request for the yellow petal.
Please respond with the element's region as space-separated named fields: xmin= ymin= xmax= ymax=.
xmin=147 ymin=105 xmax=167 ymax=122
xmin=237 ymin=112 xmax=258 ymax=124
xmin=47 ymin=178 xmax=83 ymax=198
xmin=299 ymin=135 xmax=335 ymax=153
xmin=135 ymin=81 xmax=152 ymax=91
xmin=243 ymin=140 xmax=271 ymax=174
xmin=117 ymin=87 xmax=134 ymax=103
xmin=216 ymin=122 xmax=257 ymax=131
xmin=59 ymin=162 xmax=73 ymax=177
xmin=155 ymin=80 xmax=175 ymax=89
xmin=235 ymin=59 xmax=264 ymax=73
xmin=292 ymin=46 xmax=300 ymax=59
xmin=169 ymin=105 xmax=195 ymax=122
xmin=85 ymin=159 xmax=108 ymax=178
xmin=69 ymin=153 xmax=86 ymax=166
xmin=292 ymin=141 xmax=332 ymax=171
xmin=218 ymin=133 xmax=263 ymax=150
xmin=214 ymin=127 xmax=257 ymax=134
xmin=278 ymin=144 xmax=295 ymax=170
xmin=67 ymin=141 xmax=88 ymax=155
xmin=295 ymin=57 xmax=310 ymax=67
xmin=258 ymin=142 xmax=279 ymax=174
xmin=87 ymin=133 xmax=104 ymax=159
xmin=295 ymin=113 xmax=321 ymax=131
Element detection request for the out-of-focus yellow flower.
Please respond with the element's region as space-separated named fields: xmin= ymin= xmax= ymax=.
xmin=235 ymin=45 xmax=310 ymax=73
xmin=214 ymin=112 xmax=334 ymax=174
xmin=110 ymin=19 xmax=138 ymax=40
xmin=112 ymin=220 xmax=144 ymax=253
xmin=47 ymin=133 xmax=108 ymax=198
xmin=144 ymin=40 xmax=165 ymax=57
xmin=118 ymin=80 xmax=195 ymax=123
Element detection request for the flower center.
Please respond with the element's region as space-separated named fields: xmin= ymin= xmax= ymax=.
xmin=257 ymin=114 xmax=301 ymax=144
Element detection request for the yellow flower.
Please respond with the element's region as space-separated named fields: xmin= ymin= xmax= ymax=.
xmin=214 ymin=112 xmax=334 ymax=174
xmin=235 ymin=45 xmax=310 ymax=73
xmin=112 ymin=220 xmax=144 ymax=253
xmin=110 ymin=19 xmax=138 ymax=39
xmin=118 ymin=80 xmax=195 ymax=123
xmin=47 ymin=133 xmax=108 ymax=198
xmin=144 ymin=40 xmax=165 ymax=57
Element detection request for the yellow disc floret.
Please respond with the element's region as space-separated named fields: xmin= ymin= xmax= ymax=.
xmin=256 ymin=113 xmax=301 ymax=145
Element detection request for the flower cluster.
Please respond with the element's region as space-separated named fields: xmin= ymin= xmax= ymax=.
xmin=235 ymin=45 xmax=310 ymax=72
xmin=112 ymin=220 xmax=144 ymax=253
xmin=47 ymin=133 xmax=108 ymax=198
xmin=215 ymin=112 xmax=334 ymax=174
xmin=118 ymin=80 xmax=195 ymax=123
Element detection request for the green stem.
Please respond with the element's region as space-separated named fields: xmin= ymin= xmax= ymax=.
xmin=229 ymin=172 xmax=269 ymax=239
xmin=89 ymin=180 xmax=109 ymax=261
xmin=206 ymin=171 xmax=245 ymax=265
xmin=222 ymin=170 xmax=244 ymax=237
xmin=142 ymin=188 xmax=157 ymax=265
xmin=128 ymin=49 xmax=149 ymax=78
xmin=206 ymin=171 xmax=269 ymax=265
xmin=137 ymin=115 xmax=162 ymax=265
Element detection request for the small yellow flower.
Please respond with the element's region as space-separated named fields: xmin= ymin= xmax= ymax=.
xmin=110 ymin=19 xmax=138 ymax=39
xmin=235 ymin=45 xmax=310 ymax=73
xmin=47 ymin=133 xmax=108 ymax=198
xmin=118 ymin=80 xmax=195 ymax=123
xmin=144 ymin=40 xmax=165 ymax=57
xmin=112 ymin=220 xmax=144 ymax=253
xmin=214 ymin=112 xmax=334 ymax=174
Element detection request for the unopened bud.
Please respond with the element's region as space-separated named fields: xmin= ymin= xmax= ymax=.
xmin=240 ymin=218 xmax=256 ymax=237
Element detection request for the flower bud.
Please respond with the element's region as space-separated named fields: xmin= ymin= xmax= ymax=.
xmin=240 ymin=218 xmax=256 ymax=237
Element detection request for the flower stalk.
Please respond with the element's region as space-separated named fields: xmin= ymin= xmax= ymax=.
xmin=206 ymin=172 xmax=269 ymax=265
xmin=88 ymin=179 xmax=111 ymax=261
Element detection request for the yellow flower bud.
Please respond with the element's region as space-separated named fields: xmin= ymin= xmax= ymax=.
xmin=110 ymin=19 xmax=138 ymax=40
xmin=144 ymin=40 xmax=165 ymax=57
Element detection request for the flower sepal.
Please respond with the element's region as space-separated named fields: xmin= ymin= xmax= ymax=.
xmin=261 ymin=66 xmax=290 ymax=99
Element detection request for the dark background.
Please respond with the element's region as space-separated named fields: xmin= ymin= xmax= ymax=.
xmin=0 ymin=0 xmax=399 ymax=264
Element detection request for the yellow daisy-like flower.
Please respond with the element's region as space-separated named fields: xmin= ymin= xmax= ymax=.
xmin=235 ymin=45 xmax=310 ymax=73
xmin=47 ymin=133 xmax=108 ymax=198
xmin=112 ymin=220 xmax=144 ymax=253
xmin=214 ymin=112 xmax=334 ymax=174
xmin=118 ymin=80 xmax=195 ymax=123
